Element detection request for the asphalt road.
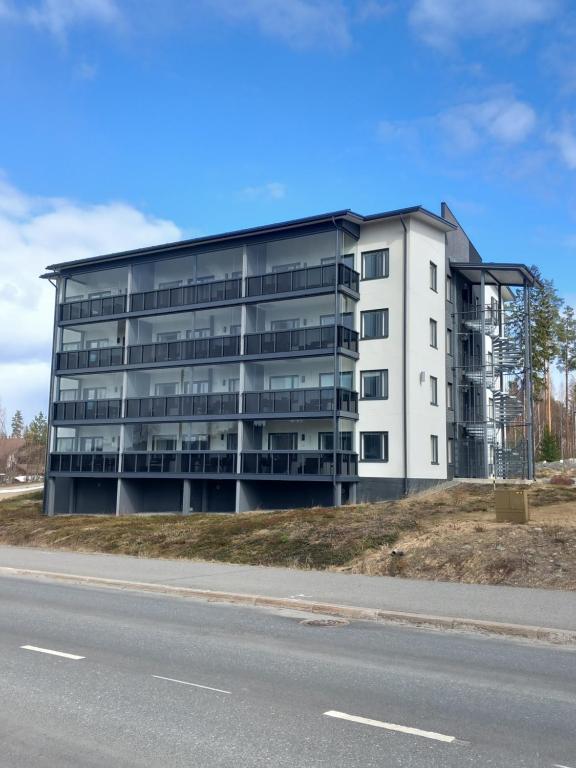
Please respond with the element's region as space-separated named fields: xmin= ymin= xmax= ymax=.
xmin=0 ymin=576 xmax=574 ymax=768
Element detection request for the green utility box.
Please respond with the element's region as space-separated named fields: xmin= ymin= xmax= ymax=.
xmin=495 ymin=488 xmax=530 ymax=523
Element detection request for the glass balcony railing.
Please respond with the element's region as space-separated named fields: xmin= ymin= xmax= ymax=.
xmin=242 ymin=387 xmax=358 ymax=415
xmin=244 ymin=325 xmax=358 ymax=356
xmin=122 ymin=451 xmax=236 ymax=474
xmin=59 ymin=295 xmax=127 ymax=322
xmin=56 ymin=346 xmax=124 ymax=371
xmin=125 ymin=393 xmax=239 ymax=419
xmin=130 ymin=279 xmax=242 ymax=313
xmin=49 ymin=452 xmax=119 ymax=472
xmin=53 ymin=399 xmax=122 ymax=421
xmin=241 ymin=451 xmax=358 ymax=477
xmin=245 ymin=263 xmax=359 ymax=298
xmin=127 ymin=335 xmax=241 ymax=365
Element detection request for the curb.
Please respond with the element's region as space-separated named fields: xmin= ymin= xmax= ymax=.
xmin=1 ymin=566 xmax=575 ymax=646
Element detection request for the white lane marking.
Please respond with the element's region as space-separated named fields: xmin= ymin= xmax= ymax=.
xmin=152 ymin=675 xmax=231 ymax=695
xmin=21 ymin=645 xmax=85 ymax=660
xmin=553 ymin=764 xmax=575 ymax=767
xmin=324 ymin=710 xmax=456 ymax=743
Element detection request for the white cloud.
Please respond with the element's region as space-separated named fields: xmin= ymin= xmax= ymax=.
xmin=378 ymin=95 xmax=536 ymax=153
xmin=409 ymin=0 xmax=560 ymax=49
xmin=0 ymin=0 xmax=121 ymax=37
xmin=205 ymin=0 xmax=351 ymax=50
xmin=0 ymin=175 xmax=182 ymax=420
xmin=240 ymin=182 xmax=287 ymax=200
xmin=547 ymin=120 xmax=576 ymax=169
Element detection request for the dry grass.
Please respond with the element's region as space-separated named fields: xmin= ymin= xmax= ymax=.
xmin=1 ymin=482 xmax=575 ymax=590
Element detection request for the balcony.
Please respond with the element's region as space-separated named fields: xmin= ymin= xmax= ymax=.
xmin=241 ymin=451 xmax=358 ymax=477
xmin=49 ymin=452 xmax=119 ymax=473
xmin=53 ymin=399 xmax=122 ymax=421
xmin=125 ymin=393 xmax=239 ymax=419
xmin=244 ymin=325 xmax=358 ymax=357
xmin=127 ymin=335 xmax=241 ymax=366
xmin=122 ymin=451 xmax=236 ymax=474
xmin=242 ymin=387 xmax=358 ymax=416
xmin=129 ymin=279 xmax=242 ymax=313
xmin=245 ymin=263 xmax=359 ymax=299
xmin=59 ymin=295 xmax=127 ymax=322
xmin=56 ymin=346 xmax=124 ymax=371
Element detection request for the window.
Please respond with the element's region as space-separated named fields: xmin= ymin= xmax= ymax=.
xmin=271 ymin=262 xmax=301 ymax=273
xmin=229 ymin=324 xmax=241 ymax=336
xmin=271 ymin=318 xmax=300 ymax=331
xmin=228 ymin=378 xmax=240 ymax=393
xmin=86 ymin=338 xmax=110 ymax=349
xmin=361 ymin=249 xmax=389 ymax=280
xmin=446 ymin=274 xmax=453 ymax=302
xmin=448 ymin=437 xmax=454 ymax=465
xmin=320 ymin=312 xmax=354 ymax=328
xmin=361 ymin=309 xmax=389 ymax=339
xmin=488 ymin=397 xmax=494 ymax=420
xmin=319 ymin=372 xmax=354 ymax=389
xmin=268 ymin=432 xmax=298 ymax=450
xmin=186 ymin=328 xmax=210 ymax=339
xmin=447 ymin=328 xmax=453 ymax=355
xmin=361 ymin=432 xmax=388 ymax=461
xmin=270 ymin=375 xmax=299 ymax=390
xmin=79 ymin=436 xmax=104 ymax=452
xmin=318 ymin=432 xmax=353 ymax=451
xmin=431 ymin=435 xmax=439 ymax=465
xmin=430 ymin=376 xmax=438 ymax=405
xmin=156 ymin=332 xmax=180 ymax=343
xmin=226 ymin=433 xmax=238 ymax=451
xmin=88 ymin=290 xmax=111 ymax=299
xmin=190 ymin=380 xmax=209 ymax=394
xmin=183 ymin=434 xmax=210 ymax=450
xmin=361 ymin=370 xmax=388 ymax=399
xmin=152 ymin=436 xmax=177 ymax=451
xmin=429 ymin=318 xmax=438 ymax=348
xmin=83 ymin=387 xmax=107 ymax=400
xmin=158 ymin=280 xmax=183 ymax=289
xmin=447 ymin=382 xmax=453 ymax=410
xmin=430 ymin=262 xmax=437 ymax=292
xmin=155 ymin=382 xmax=178 ymax=396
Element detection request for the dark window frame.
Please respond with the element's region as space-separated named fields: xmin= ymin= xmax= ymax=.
xmin=360 ymin=369 xmax=389 ymax=400
xmin=361 ymin=309 xmax=389 ymax=340
xmin=431 ymin=434 xmax=439 ymax=465
xmin=430 ymin=375 xmax=438 ymax=406
xmin=360 ymin=431 xmax=389 ymax=462
xmin=430 ymin=261 xmax=438 ymax=292
xmin=361 ymin=248 xmax=389 ymax=281
xmin=429 ymin=318 xmax=438 ymax=349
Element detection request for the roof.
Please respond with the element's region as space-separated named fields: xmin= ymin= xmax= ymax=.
xmin=450 ymin=262 xmax=541 ymax=288
xmin=42 ymin=205 xmax=456 ymax=275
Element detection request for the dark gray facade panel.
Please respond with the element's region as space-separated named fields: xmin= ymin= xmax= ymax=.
xmin=75 ymin=478 xmax=117 ymax=515
xmin=240 ymin=480 xmax=334 ymax=510
xmin=357 ymin=477 xmax=450 ymax=502
xmin=120 ymin=479 xmax=182 ymax=513
xmin=441 ymin=203 xmax=482 ymax=265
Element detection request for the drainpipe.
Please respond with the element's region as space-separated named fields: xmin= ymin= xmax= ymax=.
xmin=43 ymin=276 xmax=60 ymax=515
xmin=400 ymin=217 xmax=409 ymax=497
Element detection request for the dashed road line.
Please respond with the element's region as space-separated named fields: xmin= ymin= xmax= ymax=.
xmin=152 ymin=675 xmax=231 ymax=694
xmin=21 ymin=645 xmax=85 ymax=660
xmin=324 ymin=710 xmax=456 ymax=743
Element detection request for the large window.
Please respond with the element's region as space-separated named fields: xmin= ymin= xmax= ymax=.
xmin=268 ymin=433 xmax=298 ymax=450
xmin=318 ymin=432 xmax=353 ymax=451
xmin=270 ymin=374 xmax=299 ymax=390
xmin=431 ymin=434 xmax=439 ymax=465
xmin=361 ymin=309 xmax=389 ymax=339
xmin=320 ymin=372 xmax=354 ymax=389
xmin=447 ymin=328 xmax=453 ymax=355
xmin=446 ymin=273 xmax=453 ymax=302
xmin=361 ymin=370 xmax=389 ymax=400
xmin=429 ymin=318 xmax=438 ymax=348
xmin=430 ymin=262 xmax=437 ymax=292
xmin=361 ymin=249 xmax=389 ymax=280
xmin=448 ymin=437 xmax=454 ymax=465
xmin=447 ymin=382 xmax=453 ymax=410
xmin=430 ymin=376 xmax=438 ymax=406
xmin=361 ymin=432 xmax=389 ymax=462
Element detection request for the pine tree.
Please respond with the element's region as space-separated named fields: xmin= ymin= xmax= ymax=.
xmin=537 ymin=426 xmax=561 ymax=462
xmin=556 ymin=305 xmax=576 ymax=457
xmin=25 ymin=412 xmax=48 ymax=445
xmin=11 ymin=410 xmax=24 ymax=439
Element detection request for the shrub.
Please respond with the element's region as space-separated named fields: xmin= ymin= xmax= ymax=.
xmin=550 ymin=474 xmax=574 ymax=486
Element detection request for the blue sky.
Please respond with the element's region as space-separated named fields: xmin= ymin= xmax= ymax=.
xmin=0 ymin=0 xmax=575 ymax=422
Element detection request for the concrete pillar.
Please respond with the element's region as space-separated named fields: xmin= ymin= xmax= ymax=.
xmin=182 ymin=479 xmax=191 ymax=515
xmin=348 ymin=482 xmax=357 ymax=504
xmin=333 ymin=482 xmax=342 ymax=507
xmin=44 ymin=477 xmax=56 ymax=516
xmin=116 ymin=478 xmax=135 ymax=516
xmin=236 ymin=479 xmax=258 ymax=513
xmin=201 ymin=480 xmax=208 ymax=513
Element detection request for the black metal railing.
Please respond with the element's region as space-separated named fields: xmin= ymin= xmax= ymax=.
xmin=241 ymin=451 xmax=358 ymax=477
xmin=127 ymin=334 xmax=241 ymax=365
xmin=244 ymin=325 xmax=358 ymax=356
xmin=53 ymin=399 xmax=122 ymax=421
xmin=125 ymin=393 xmax=239 ymax=419
xmin=49 ymin=452 xmax=119 ymax=473
xmin=242 ymin=387 xmax=358 ymax=415
xmin=122 ymin=451 xmax=236 ymax=474
xmin=59 ymin=295 xmax=127 ymax=321
xmin=56 ymin=346 xmax=124 ymax=371
xmin=129 ymin=279 xmax=242 ymax=313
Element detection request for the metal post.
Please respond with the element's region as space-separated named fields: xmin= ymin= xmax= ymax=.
xmin=524 ymin=280 xmax=535 ymax=479
xmin=332 ymin=225 xmax=340 ymax=506
xmin=480 ymin=271 xmax=489 ymax=477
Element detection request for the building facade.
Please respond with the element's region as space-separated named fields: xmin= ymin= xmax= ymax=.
xmin=42 ymin=203 xmax=537 ymax=515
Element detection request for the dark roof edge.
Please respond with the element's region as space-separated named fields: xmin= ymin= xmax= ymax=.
xmin=43 ymin=205 xmax=455 ymax=274
xmin=451 ymin=262 xmax=543 ymax=287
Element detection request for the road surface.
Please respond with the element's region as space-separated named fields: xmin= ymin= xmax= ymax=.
xmin=0 ymin=575 xmax=574 ymax=767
